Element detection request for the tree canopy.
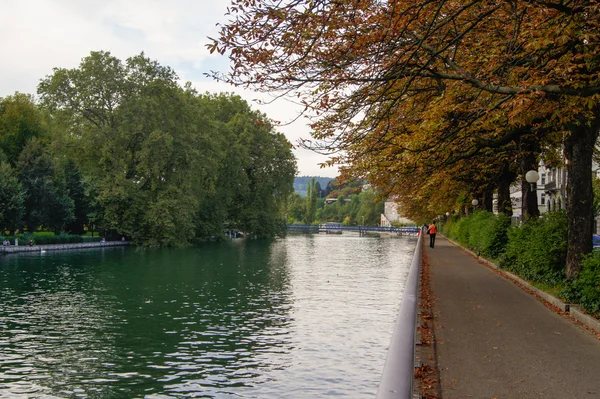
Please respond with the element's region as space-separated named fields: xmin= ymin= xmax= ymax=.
xmin=0 ymin=51 xmax=297 ymax=245
xmin=211 ymin=0 xmax=600 ymax=277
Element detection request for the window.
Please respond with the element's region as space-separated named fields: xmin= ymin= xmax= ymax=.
xmin=541 ymin=173 xmax=546 ymax=185
xmin=540 ymin=194 xmax=545 ymax=205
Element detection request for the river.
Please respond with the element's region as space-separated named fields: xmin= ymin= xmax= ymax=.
xmin=0 ymin=234 xmax=416 ymax=398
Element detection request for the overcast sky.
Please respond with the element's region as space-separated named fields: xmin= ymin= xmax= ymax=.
xmin=0 ymin=0 xmax=338 ymax=177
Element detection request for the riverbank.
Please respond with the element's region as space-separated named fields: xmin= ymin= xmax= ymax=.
xmin=0 ymin=241 xmax=129 ymax=254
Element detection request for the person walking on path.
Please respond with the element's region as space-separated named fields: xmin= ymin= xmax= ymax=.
xmin=427 ymin=221 xmax=437 ymax=248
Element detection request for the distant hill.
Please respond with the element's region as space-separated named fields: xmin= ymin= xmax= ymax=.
xmin=294 ymin=176 xmax=334 ymax=197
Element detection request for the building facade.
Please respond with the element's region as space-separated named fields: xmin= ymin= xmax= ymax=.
xmin=381 ymin=201 xmax=414 ymax=226
xmin=506 ymin=161 xmax=600 ymax=232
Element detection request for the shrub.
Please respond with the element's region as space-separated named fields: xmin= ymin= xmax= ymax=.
xmin=445 ymin=210 xmax=598 ymax=313
xmin=442 ymin=211 xmax=510 ymax=260
xmin=466 ymin=211 xmax=495 ymax=255
xmin=15 ymin=232 xmax=84 ymax=245
xmin=562 ymin=252 xmax=600 ymax=316
xmin=499 ymin=211 xmax=567 ymax=284
xmin=479 ymin=213 xmax=511 ymax=260
xmin=448 ymin=216 xmax=471 ymax=246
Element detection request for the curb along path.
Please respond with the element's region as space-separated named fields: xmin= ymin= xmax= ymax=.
xmin=424 ymin=236 xmax=600 ymax=399
xmin=1 ymin=241 xmax=129 ymax=254
xmin=444 ymin=237 xmax=600 ymax=335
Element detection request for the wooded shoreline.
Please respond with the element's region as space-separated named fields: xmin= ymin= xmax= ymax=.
xmin=1 ymin=241 xmax=129 ymax=254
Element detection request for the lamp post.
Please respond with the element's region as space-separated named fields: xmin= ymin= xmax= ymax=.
xmin=468 ymin=199 xmax=478 ymax=215
xmin=525 ymin=170 xmax=539 ymax=192
xmin=523 ymin=169 xmax=540 ymax=220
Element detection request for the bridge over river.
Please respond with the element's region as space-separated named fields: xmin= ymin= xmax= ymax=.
xmin=287 ymin=224 xmax=420 ymax=236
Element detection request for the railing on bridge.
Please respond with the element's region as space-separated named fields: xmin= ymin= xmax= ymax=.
xmin=286 ymin=224 xmax=420 ymax=235
xmin=286 ymin=224 xmax=321 ymax=233
xmin=376 ymin=229 xmax=423 ymax=399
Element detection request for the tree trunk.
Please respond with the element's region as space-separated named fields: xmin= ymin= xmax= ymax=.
xmin=520 ymin=140 xmax=540 ymax=220
xmin=482 ymin=189 xmax=494 ymax=212
xmin=497 ymin=162 xmax=515 ymax=217
xmin=564 ymin=117 xmax=600 ymax=279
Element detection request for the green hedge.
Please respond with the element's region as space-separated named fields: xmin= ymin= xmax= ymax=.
xmin=443 ymin=210 xmax=568 ymax=284
xmin=442 ymin=211 xmax=510 ymax=260
xmin=498 ymin=211 xmax=567 ymax=285
xmin=562 ymin=252 xmax=600 ymax=317
xmin=444 ymin=210 xmax=600 ymax=316
xmin=1 ymin=232 xmax=87 ymax=246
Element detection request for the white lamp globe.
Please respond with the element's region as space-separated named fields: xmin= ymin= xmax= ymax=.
xmin=525 ymin=170 xmax=540 ymax=184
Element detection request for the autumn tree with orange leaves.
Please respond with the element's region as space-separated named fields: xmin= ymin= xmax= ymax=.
xmin=210 ymin=0 xmax=600 ymax=278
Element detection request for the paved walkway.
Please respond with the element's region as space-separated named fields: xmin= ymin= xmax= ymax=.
xmin=425 ymin=236 xmax=600 ymax=399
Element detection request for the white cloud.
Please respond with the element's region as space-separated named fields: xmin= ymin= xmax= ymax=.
xmin=0 ymin=0 xmax=338 ymax=177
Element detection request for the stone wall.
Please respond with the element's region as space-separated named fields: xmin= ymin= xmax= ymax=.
xmin=0 ymin=241 xmax=129 ymax=254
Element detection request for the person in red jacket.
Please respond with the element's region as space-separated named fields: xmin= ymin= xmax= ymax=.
xmin=428 ymin=221 xmax=437 ymax=248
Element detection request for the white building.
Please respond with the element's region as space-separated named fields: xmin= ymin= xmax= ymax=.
xmin=508 ymin=161 xmax=600 ymax=232
xmin=509 ymin=163 xmax=556 ymax=220
xmin=381 ymin=201 xmax=414 ymax=226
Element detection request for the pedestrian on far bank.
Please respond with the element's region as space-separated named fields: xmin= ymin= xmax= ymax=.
xmin=428 ymin=221 xmax=437 ymax=248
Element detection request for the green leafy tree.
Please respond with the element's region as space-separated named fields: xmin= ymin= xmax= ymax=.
xmin=38 ymin=52 xmax=296 ymax=244
xmin=0 ymin=93 xmax=46 ymax=166
xmin=39 ymin=52 xmax=204 ymax=244
xmin=0 ymin=160 xmax=25 ymax=234
xmin=314 ymin=181 xmax=322 ymax=198
xmin=285 ymin=193 xmax=306 ymax=223
xmin=63 ymin=160 xmax=91 ymax=235
xmin=356 ymin=190 xmax=384 ymax=226
xmin=304 ymin=178 xmax=318 ymax=224
xmin=17 ymin=138 xmax=74 ymax=234
xmin=191 ymin=93 xmax=296 ymax=239
xmin=227 ymin=108 xmax=297 ymax=236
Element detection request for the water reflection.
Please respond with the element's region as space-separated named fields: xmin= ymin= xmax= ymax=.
xmin=0 ymin=236 xmax=415 ymax=398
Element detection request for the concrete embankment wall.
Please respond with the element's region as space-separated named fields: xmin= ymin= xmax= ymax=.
xmin=1 ymin=241 xmax=129 ymax=254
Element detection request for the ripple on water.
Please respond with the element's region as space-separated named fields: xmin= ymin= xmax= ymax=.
xmin=0 ymin=235 xmax=415 ymax=398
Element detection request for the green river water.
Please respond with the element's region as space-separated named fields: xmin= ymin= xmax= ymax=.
xmin=0 ymin=234 xmax=416 ymax=399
